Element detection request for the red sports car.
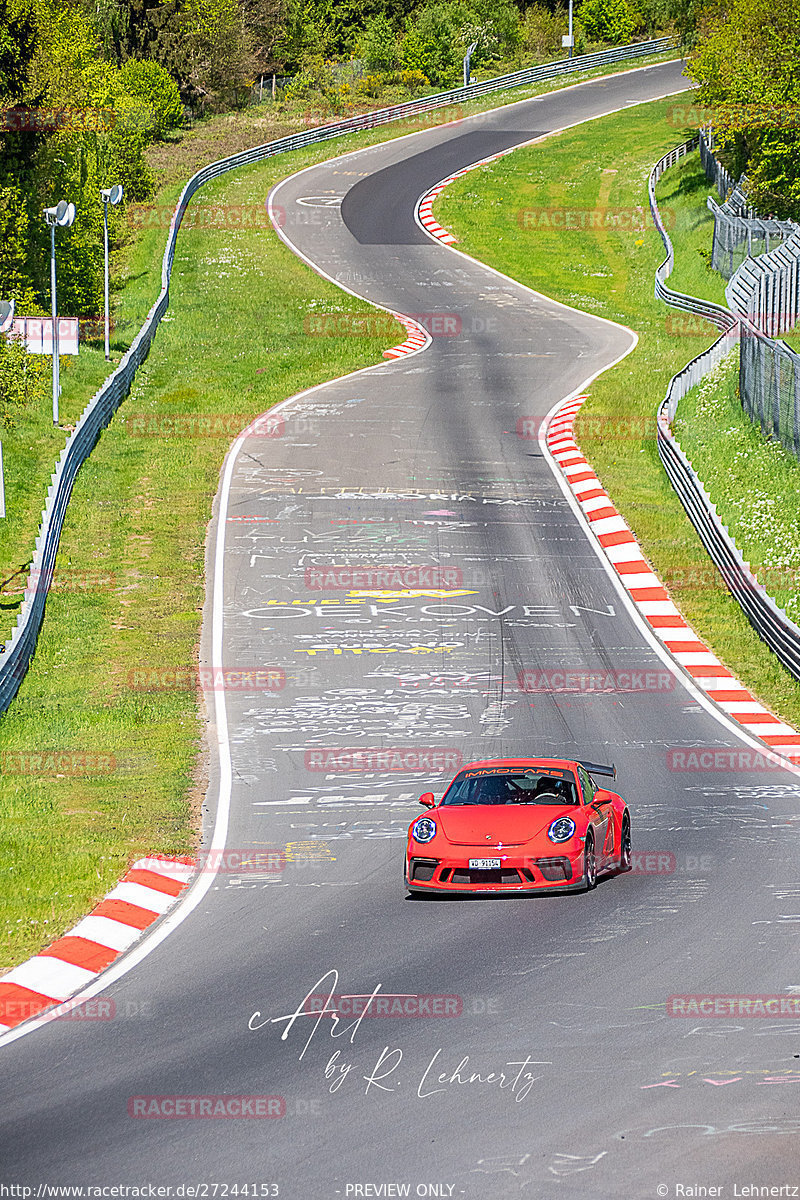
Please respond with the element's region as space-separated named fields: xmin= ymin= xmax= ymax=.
xmin=405 ymin=757 xmax=631 ymax=895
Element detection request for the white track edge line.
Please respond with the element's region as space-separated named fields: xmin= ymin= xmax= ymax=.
xmin=0 ymin=60 xmax=693 ymax=1049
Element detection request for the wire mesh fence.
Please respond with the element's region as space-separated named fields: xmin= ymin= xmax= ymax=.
xmin=654 ymin=140 xmax=800 ymax=683
xmin=696 ymin=131 xmax=800 ymax=458
xmin=708 ymin=186 xmax=796 ymax=279
xmin=699 ymin=129 xmax=735 ymax=200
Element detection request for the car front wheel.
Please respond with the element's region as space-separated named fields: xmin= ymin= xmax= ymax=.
xmin=620 ymin=814 xmax=632 ymax=872
xmin=582 ymin=834 xmax=597 ymax=892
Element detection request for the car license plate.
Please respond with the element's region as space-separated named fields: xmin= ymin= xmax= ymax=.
xmin=469 ymin=858 xmax=501 ymax=869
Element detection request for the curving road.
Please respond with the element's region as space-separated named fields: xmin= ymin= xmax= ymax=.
xmin=3 ymin=60 xmax=800 ymax=1198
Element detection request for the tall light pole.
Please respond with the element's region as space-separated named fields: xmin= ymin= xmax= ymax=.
xmin=100 ymin=184 xmax=123 ymax=361
xmin=43 ymin=200 xmax=76 ymax=426
xmin=0 ymin=299 xmax=15 ymax=520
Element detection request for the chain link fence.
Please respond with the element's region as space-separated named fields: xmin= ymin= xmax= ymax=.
xmin=700 ymin=132 xmax=797 ymax=278
xmin=696 ymin=130 xmax=800 ymax=458
xmin=652 ymin=140 xmax=800 ymax=683
xmin=707 ymin=181 xmax=796 ymax=279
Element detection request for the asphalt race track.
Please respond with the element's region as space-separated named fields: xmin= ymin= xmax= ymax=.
xmin=4 ymin=60 xmax=800 ymax=1198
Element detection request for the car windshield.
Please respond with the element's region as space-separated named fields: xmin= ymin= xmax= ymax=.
xmin=440 ymin=769 xmax=578 ymax=806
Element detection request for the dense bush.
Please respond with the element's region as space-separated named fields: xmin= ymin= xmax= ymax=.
xmin=0 ymin=338 xmax=49 ymax=427
xmin=688 ymin=0 xmax=800 ymax=219
xmin=576 ymin=0 xmax=639 ymax=44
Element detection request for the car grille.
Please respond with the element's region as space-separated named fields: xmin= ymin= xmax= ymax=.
xmin=448 ymin=867 xmax=526 ymax=885
xmin=534 ymin=857 xmax=572 ymax=882
xmin=409 ymin=858 xmax=438 ymax=882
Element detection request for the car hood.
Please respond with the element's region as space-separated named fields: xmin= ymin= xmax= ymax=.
xmin=434 ymin=804 xmax=580 ymax=847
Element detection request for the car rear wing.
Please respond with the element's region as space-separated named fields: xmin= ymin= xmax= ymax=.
xmin=580 ymin=760 xmax=616 ymax=781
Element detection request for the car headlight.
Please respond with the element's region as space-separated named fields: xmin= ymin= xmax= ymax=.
xmin=547 ymin=817 xmax=576 ymax=844
xmin=412 ymin=817 xmax=437 ymax=844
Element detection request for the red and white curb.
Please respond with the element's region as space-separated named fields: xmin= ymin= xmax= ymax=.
xmin=0 ymin=855 xmax=194 ymax=1030
xmin=416 ymin=149 xmax=517 ymax=245
xmin=383 ymin=314 xmax=430 ymax=359
xmin=547 ymin=395 xmax=800 ymax=760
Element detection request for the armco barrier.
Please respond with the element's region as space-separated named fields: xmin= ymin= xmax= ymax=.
xmin=650 ymin=137 xmax=737 ymax=334
xmin=0 ymin=37 xmax=677 ymax=715
xmin=650 ymin=139 xmax=800 ymax=683
xmin=656 ymin=347 xmax=800 ymax=683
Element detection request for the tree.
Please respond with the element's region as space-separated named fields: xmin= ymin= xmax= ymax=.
xmin=400 ymin=4 xmax=461 ymax=86
xmin=357 ymin=14 xmax=400 ymax=72
xmin=113 ymin=58 xmax=182 ymax=138
xmin=576 ymin=0 xmax=639 ymax=44
xmin=688 ymin=0 xmax=800 ymax=217
xmin=0 ymin=0 xmax=37 ymax=98
xmin=400 ymin=0 xmax=519 ymax=86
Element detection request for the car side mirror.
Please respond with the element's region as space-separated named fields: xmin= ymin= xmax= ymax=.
xmin=592 ymin=789 xmax=613 ymax=806
xmin=418 ymin=792 xmax=435 ymax=808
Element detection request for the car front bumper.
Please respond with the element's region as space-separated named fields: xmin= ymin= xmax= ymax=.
xmin=405 ymin=847 xmax=586 ymax=895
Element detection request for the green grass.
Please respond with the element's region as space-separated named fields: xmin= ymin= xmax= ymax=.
xmin=674 ymin=350 xmax=800 ymax=624
xmin=0 ymin=152 xmax=405 ymax=972
xmin=0 ymin=52 xmax=684 ymax=972
xmin=434 ymin=95 xmax=800 ymax=728
xmin=656 ymin=155 xmax=728 ymax=308
xmin=0 ymin=49 xmax=682 ymax=645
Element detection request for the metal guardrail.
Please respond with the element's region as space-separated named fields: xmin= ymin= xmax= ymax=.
xmin=649 ymin=137 xmax=737 ymax=333
xmin=0 ymin=37 xmax=679 ymax=715
xmin=657 ymin=347 xmax=800 ymax=683
xmin=650 ymin=139 xmax=800 ymax=683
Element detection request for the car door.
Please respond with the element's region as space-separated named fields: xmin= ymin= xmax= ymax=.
xmin=578 ymin=766 xmax=613 ymax=867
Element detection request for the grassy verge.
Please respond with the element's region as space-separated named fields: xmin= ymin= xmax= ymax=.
xmin=674 ymin=350 xmax=800 ymax=624
xmin=434 ymin=95 xmax=800 ymax=727
xmin=0 ymin=150 xmax=405 ymax=972
xmin=655 ymin=154 xmax=727 ymax=308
